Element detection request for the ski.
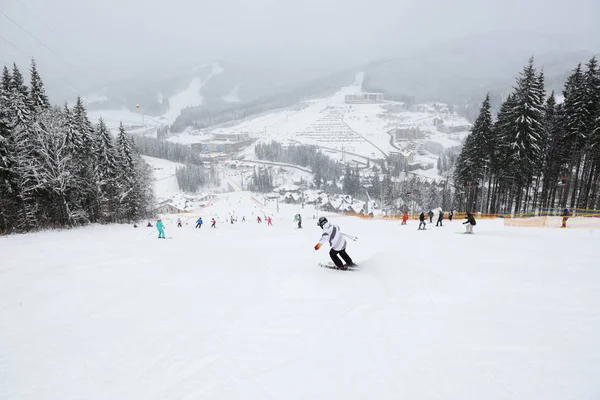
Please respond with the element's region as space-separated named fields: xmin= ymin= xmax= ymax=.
xmin=318 ymin=263 xmax=359 ymax=271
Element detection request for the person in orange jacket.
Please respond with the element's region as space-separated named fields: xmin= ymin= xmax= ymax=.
xmin=402 ymin=212 xmax=409 ymax=225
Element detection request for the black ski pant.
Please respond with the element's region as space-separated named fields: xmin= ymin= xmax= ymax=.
xmin=418 ymin=221 xmax=426 ymax=230
xmin=196 ymin=223 xmax=202 ymax=228
xmin=330 ymin=248 xmax=353 ymax=269
xmin=436 ymin=219 xmax=443 ymax=226
xmin=298 ymin=221 xmax=302 ymax=229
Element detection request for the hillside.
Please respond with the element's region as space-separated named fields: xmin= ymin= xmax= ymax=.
xmin=362 ymin=31 xmax=598 ymax=118
xmin=2 ymin=191 xmax=599 ymax=399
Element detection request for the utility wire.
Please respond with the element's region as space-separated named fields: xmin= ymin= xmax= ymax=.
xmin=0 ymin=34 xmax=79 ymax=93
xmin=0 ymin=8 xmax=78 ymax=71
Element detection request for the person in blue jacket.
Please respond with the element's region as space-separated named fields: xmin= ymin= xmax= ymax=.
xmin=195 ymin=217 xmax=203 ymax=229
xmin=156 ymin=219 xmax=165 ymax=239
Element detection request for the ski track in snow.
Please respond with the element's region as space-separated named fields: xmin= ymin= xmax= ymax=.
xmin=1 ymin=192 xmax=600 ymax=399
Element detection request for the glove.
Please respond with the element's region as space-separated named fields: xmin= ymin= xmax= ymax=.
xmin=314 ymin=243 xmax=321 ymax=250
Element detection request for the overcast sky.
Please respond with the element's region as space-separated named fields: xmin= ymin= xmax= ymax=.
xmin=1 ymin=0 xmax=599 ymax=94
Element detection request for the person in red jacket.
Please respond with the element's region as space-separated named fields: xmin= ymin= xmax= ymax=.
xmin=211 ymin=218 xmax=216 ymax=228
xmin=267 ymin=216 xmax=273 ymax=226
xmin=402 ymin=212 xmax=409 ymax=225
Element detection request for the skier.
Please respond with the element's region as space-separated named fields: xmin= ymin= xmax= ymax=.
xmin=156 ymin=219 xmax=165 ymax=239
xmin=294 ymin=214 xmax=302 ymax=229
xmin=146 ymin=221 xmax=153 ymax=227
xmin=562 ymin=208 xmax=570 ymax=228
xmin=418 ymin=212 xmax=426 ymax=230
xmin=436 ymin=210 xmax=444 ymax=227
xmin=242 ymin=216 xmax=246 ymax=222
xmin=314 ymin=217 xmax=355 ymax=270
xmin=195 ymin=217 xmax=203 ymax=228
xmin=449 ymin=209 xmax=454 ymax=221
xmin=267 ymin=216 xmax=273 ymax=226
xmin=463 ymin=211 xmax=476 ymax=234
xmin=176 ymin=218 xmax=182 ymax=228
xmin=401 ymin=212 xmax=409 ymax=225
xmin=428 ymin=210 xmax=434 ymax=223
xmin=257 ymin=216 xmax=262 ymax=223
xmin=211 ymin=218 xmax=216 ymax=228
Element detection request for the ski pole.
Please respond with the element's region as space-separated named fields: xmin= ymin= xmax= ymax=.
xmin=342 ymin=233 xmax=358 ymax=241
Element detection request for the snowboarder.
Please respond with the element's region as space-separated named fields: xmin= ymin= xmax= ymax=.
xmin=315 ymin=217 xmax=355 ymax=270
xmin=562 ymin=208 xmax=570 ymax=228
xmin=449 ymin=209 xmax=454 ymax=221
xmin=463 ymin=212 xmax=476 ymax=234
xmin=401 ymin=212 xmax=409 ymax=225
xmin=177 ymin=218 xmax=182 ymax=228
xmin=428 ymin=210 xmax=434 ymax=223
xmin=156 ymin=219 xmax=165 ymax=239
xmin=436 ymin=210 xmax=444 ymax=227
xmin=211 ymin=218 xmax=216 ymax=228
xmin=146 ymin=221 xmax=153 ymax=227
xmin=195 ymin=217 xmax=203 ymax=228
xmin=418 ymin=212 xmax=426 ymax=230
xmin=267 ymin=216 xmax=273 ymax=226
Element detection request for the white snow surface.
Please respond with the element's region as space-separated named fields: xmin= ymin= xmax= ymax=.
xmin=142 ymin=156 xmax=181 ymax=197
xmin=162 ymin=78 xmax=205 ymax=124
xmin=163 ymin=62 xmax=225 ymax=123
xmin=222 ymin=83 xmax=241 ymax=103
xmin=2 ymin=191 xmax=599 ymax=400
xmin=87 ymin=109 xmax=162 ymax=129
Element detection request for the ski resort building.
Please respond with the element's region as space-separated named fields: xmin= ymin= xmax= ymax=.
xmin=393 ymin=126 xmax=424 ymax=140
xmin=344 ymin=93 xmax=384 ymax=104
xmin=190 ymin=133 xmax=255 ymax=153
xmin=154 ymin=203 xmax=185 ymax=214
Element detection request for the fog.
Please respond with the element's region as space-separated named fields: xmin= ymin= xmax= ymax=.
xmin=1 ymin=0 xmax=599 ymax=96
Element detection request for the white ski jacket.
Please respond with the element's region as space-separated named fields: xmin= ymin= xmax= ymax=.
xmin=318 ymin=222 xmax=347 ymax=251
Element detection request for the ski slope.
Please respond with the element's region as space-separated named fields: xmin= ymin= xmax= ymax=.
xmin=142 ymin=156 xmax=182 ymax=198
xmin=1 ymin=193 xmax=599 ymax=400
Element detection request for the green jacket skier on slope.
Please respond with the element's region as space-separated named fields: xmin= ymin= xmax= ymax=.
xmin=156 ymin=219 xmax=165 ymax=239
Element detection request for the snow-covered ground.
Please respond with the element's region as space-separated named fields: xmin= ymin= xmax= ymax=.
xmin=142 ymin=156 xmax=181 ymax=198
xmin=166 ymin=73 xmax=470 ymax=181
xmin=2 ymin=191 xmax=599 ymax=400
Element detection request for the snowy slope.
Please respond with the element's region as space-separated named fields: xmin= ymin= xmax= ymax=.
xmin=2 ymin=192 xmax=599 ymax=400
xmin=170 ymin=73 xmax=470 ymax=177
xmin=142 ymin=156 xmax=181 ymax=197
xmin=162 ymin=62 xmax=225 ymax=124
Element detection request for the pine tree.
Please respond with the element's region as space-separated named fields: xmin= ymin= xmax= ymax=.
xmin=1 ymin=66 xmax=11 ymax=95
xmin=95 ymin=118 xmax=118 ymax=221
xmin=454 ymin=94 xmax=494 ymax=211
xmin=561 ymin=64 xmax=590 ymax=208
xmin=29 ymin=59 xmax=50 ymax=112
xmin=9 ymin=64 xmax=32 ymax=129
xmin=0 ymin=75 xmax=15 ymax=232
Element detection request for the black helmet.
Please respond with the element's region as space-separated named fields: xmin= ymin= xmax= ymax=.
xmin=318 ymin=216 xmax=328 ymax=228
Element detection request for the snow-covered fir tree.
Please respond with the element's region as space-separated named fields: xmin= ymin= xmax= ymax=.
xmin=28 ymin=59 xmax=50 ymax=112
xmin=0 ymin=58 xmax=154 ymax=233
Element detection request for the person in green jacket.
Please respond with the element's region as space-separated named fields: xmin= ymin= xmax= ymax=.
xmin=156 ymin=219 xmax=165 ymax=239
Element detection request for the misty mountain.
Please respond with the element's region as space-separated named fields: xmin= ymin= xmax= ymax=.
xmin=362 ymin=31 xmax=598 ymax=118
xmin=79 ymin=60 xmax=304 ymax=116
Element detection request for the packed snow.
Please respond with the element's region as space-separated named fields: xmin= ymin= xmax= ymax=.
xmin=142 ymin=156 xmax=181 ymax=197
xmin=1 ymin=191 xmax=599 ymax=400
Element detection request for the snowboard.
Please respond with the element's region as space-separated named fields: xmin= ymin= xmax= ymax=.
xmin=318 ymin=262 xmax=359 ymax=271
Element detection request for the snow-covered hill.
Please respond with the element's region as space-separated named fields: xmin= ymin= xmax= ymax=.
xmin=170 ymin=73 xmax=470 ymax=181
xmin=82 ymin=61 xmax=301 ymax=120
xmin=2 ymin=191 xmax=599 ymax=399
